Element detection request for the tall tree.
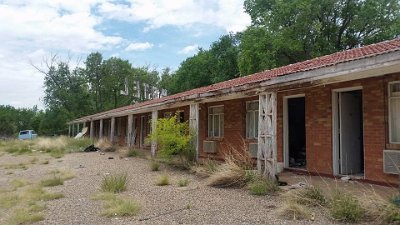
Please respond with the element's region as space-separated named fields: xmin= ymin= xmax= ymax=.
xmin=85 ymin=52 xmax=103 ymax=112
xmin=241 ymin=0 xmax=400 ymax=74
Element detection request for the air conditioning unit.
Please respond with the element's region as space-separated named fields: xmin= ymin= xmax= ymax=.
xmin=248 ymin=143 xmax=258 ymax=158
xmin=203 ymin=140 xmax=218 ymax=153
xmin=383 ymin=150 xmax=400 ymax=174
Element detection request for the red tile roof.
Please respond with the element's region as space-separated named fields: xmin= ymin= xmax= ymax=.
xmin=73 ymin=38 xmax=400 ymax=122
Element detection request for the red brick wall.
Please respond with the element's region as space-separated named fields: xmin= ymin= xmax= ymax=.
xmin=198 ymin=97 xmax=258 ymax=160
xmin=277 ymin=73 xmax=400 ymax=184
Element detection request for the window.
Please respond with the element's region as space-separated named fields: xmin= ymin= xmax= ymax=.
xmin=208 ymin=106 xmax=224 ymax=137
xmin=389 ymin=82 xmax=400 ymax=143
xmin=246 ymin=101 xmax=259 ymax=139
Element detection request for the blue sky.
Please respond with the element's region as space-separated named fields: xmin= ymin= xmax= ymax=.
xmin=0 ymin=0 xmax=250 ymax=109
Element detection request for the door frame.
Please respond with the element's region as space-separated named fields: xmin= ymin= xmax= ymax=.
xmin=283 ymin=94 xmax=306 ymax=168
xmin=332 ymin=86 xmax=364 ymax=176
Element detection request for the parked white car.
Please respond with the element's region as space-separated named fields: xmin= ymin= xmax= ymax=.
xmin=18 ymin=130 xmax=38 ymax=140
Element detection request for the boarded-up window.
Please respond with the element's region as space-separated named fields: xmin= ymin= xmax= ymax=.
xmin=208 ymin=106 xmax=224 ymax=137
xmin=246 ymin=101 xmax=259 ymax=139
xmin=389 ymin=82 xmax=400 ymax=143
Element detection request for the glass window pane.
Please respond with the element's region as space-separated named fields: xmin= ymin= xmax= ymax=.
xmin=208 ymin=115 xmax=212 ymax=137
xmin=250 ymin=112 xmax=255 ymax=138
xmin=390 ymin=98 xmax=400 ymax=142
xmin=391 ymin=83 xmax=400 ymax=97
xmin=214 ymin=115 xmax=219 ymax=137
xmin=246 ymin=112 xmax=250 ymax=138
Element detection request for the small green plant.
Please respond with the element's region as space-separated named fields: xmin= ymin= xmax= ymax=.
xmin=156 ymin=174 xmax=170 ymax=186
xmin=127 ymin=149 xmax=142 ymax=157
xmin=178 ymin=178 xmax=190 ymax=187
xmin=288 ymin=186 xmax=326 ymax=207
xmin=41 ymin=176 xmax=64 ymax=187
xmin=248 ymin=178 xmax=279 ymax=195
xmin=11 ymin=179 xmax=29 ymax=189
xmin=329 ymin=190 xmax=363 ymax=223
xmin=150 ymin=161 xmax=160 ymax=171
xmin=101 ymin=173 xmax=128 ymax=193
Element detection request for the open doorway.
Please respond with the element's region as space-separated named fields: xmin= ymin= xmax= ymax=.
xmin=333 ymin=89 xmax=364 ymax=176
xmin=284 ymin=95 xmax=306 ymax=169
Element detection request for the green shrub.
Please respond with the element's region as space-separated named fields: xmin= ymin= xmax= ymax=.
xmin=178 ymin=178 xmax=190 ymax=187
xmin=329 ymin=191 xmax=363 ymax=222
xmin=383 ymin=203 xmax=400 ymax=223
xmin=150 ymin=161 xmax=160 ymax=171
xmin=248 ymin=178 xmax=279 ymax=195
xmin=147 ymin=116 xmax=194 ymax=166
xmin=101 ymin=173 xmax=128 ymax=193
xmin=156 ymin=175 xmax=170 ymax=186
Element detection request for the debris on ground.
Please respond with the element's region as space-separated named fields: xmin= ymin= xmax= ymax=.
xmin=341 ymin=176 xmax=351 ymax=182
xmin=108 ymin=157 xmax=114 ymax=160
xmin=83 ymin=145 xmax=100 ymax=152
xmin=281 ymin=182 xmax=309 ymax=191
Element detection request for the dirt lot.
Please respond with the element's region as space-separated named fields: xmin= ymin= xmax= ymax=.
xmin=0 ymin=150 xmax=397 ymax=225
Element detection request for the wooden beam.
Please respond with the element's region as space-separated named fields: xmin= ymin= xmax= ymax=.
xmin=189 ymin=103 xmax=200 ymax=161
xmin=151 ymin=111 xmax=158 ymax=156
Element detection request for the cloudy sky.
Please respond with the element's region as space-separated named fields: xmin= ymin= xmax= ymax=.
xmin=0 ymin=0 xmax=251 ymax=109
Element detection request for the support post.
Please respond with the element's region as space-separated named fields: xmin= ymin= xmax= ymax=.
xmin=151 ymin=111 xmax=158 ymax=156
xmin=258 ymin=92 xmax=277 ymax=180
xmin=68 ymin=124 xmax=71 ymax=137
xmin=90 ymin=120 xmax=94 ymax=139
xmin=110 ymin=117 xmax=115 ymax=144
xmin=99 ymin=119 xmax=103 ymax=139
xmin=72 ymin=123 xmax=75 ymax=137
xmin=189 ymin=103 xmax=200 ymax=161
xmin=127 ymin=115 xmax=133 ymax=147
xmin=77 ymin=123 xmax=80 ymax=135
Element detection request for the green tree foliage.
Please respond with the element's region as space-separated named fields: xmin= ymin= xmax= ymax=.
xmin=240 ymin=0 xmax=400 ymax=75
xmin=165 ymin=34 xmax=240 ymax=94
xmin=0 ymin=105 xmax=43 ymax=137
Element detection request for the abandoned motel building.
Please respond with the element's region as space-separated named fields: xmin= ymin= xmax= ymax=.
xmin=69 ymin=38 xmax=400 ymax=185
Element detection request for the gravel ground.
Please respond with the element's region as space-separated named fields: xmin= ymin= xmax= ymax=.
xmin=0 ymin=152 xmax=335 ymax=225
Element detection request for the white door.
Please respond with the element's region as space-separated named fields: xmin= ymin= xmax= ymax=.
xmin=339 ymin=91 xmax=363 ymax=175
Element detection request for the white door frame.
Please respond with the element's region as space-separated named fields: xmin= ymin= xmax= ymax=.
xmin=332 ymin=86 xmax=364 ymax=176
xmin=283 ymin=94 xmax=306 ymax=168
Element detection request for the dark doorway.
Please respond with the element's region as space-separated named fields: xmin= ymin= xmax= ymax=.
xmin=288 ymin=97 xmax=306 ymax=168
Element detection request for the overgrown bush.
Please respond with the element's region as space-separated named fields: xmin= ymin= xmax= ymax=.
xmin=95 ymin=138 xmax=115 ymax=152
xmin=206 ymin=157 xmax=247 ymax=187
xmin=93 ymin=193 xmax=140 ymax=217
xmin=287 ymin=186 xmax=326 ymax=207
xmin=146 ymin=116 xmax=194 ymax=166
xmin=279 ymin=201 xmax=312 ymax=220
xmin=101 ymin=173 xmax=128 ymax=193
xmin=329 ymin=190 xmax=363 ymax=222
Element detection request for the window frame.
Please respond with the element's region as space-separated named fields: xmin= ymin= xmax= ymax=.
xmin=389 ymin=81 xmax=400 ymax=144
xmin=208 ymin=105 xmax=224 ymax=138
xmin=246 ymin=100 xmax=259 ymax=139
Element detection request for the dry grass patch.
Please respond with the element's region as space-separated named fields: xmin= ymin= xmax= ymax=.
xmin=248 ymin=177 xmax=279 ymax=196
xmin=6 ymin=205 xmax=45 ymax=225
xmin=41 ymin=176 xmax=64 ymax=187
xmin=93 ymin=192 xmax=140 ymax=217
xmin=101 ymin=173 xmax=128 ymax=193
xmin=95 ymin=138 xmax=115 ymax=152
xmin=156 ymin=174 xmax=170 ymax=186
xmin=206 ymin=158 xmax=248 ymax=187
xmin=11 ymin=179 xmax=30 ymax=189
xmin=278 ymin=201 xmax=312 ymax=220
xmin=329 ymin=190 xmax=363 ymax=223
xmin=2 ymin=163 xmax=28 ymax=170
xmin=178 ymin=178 xmax=190 ymax=187
xmin=150 ymin=161 xmax=160 ymax=171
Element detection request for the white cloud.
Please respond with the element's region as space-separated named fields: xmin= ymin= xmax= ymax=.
xmin=125 ymin=42 xmax=154 ymax=51
xmin=0 ymin=0 xmax=123 ymax=108
xmin=179 ymin=44 xmax=199 ymax=55
xmin=98 ymin=0 xmax=251 ymax=32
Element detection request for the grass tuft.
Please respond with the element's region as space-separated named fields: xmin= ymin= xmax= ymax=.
xmin=286 ymin=186 xmax=326 ymax=207
xmin=206 ymin=158 xmax=248 ymax=187
xmin=6 ymin=207 xmax=44 ymax=225
xmin=279 ymin=201 xmax=312 ymax=220
xmin=41 ymin=176 xmax=64 ymax=187
xmin=93 ymin=192 xmax=140 ymax=217
xmin=178 ymin=178 xmax=190 ymax=187
xmin=127 ymin=149 xmax=143 ymax=157
xmin=150 ymin=161 xmax=160 ymax=171
xmin=101 ymin=173 xmax=128 ymax=193
xmin=329 ymin=190 xmax=363 ymax=223
xmin=156 ymin=174 xmax=170 ymax=186
xmin=248 ymin=178 xmax=279 ymax=196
